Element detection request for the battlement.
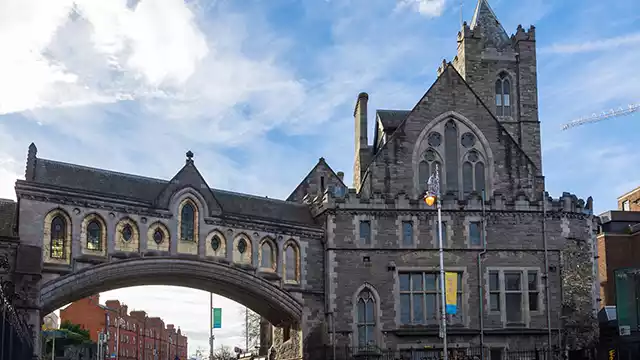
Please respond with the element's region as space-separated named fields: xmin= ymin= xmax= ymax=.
xmin=308 ymin=188 xmax=594 ymax=217
xmin=436 ymin=59 xmax=450 ymax=76
xmin=512 ymin=24 xmax=536 ymax=43
xmin=457 ymin=21 xmax=479 ymax=41
xmin=457 ymin=21 xmax=535 ymax=44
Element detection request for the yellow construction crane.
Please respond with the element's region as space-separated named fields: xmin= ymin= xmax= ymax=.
xmin=561 ymin=103 xmax=640 ymax=130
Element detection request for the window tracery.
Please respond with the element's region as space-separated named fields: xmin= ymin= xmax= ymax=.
xmin=495 ymin=73 xmax=511 ymax=116
xmin=356 ymin=289 xmax=376 ymax=348
xmin=462 ymin=150 xmax=486 ymax=195
xmin=418 ymin=149 xmax=442 ymax=193
xmin=414 ymin=114 xmax=491 ymax=199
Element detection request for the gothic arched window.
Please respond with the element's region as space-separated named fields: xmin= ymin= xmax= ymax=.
xmin=87 ymin=220 xmax=102 ymax=251
xmin=495 ymin=73 xmax=511 ymax=116
xmin=419 ymin=149 xmax=442 ymax=193
xmin=356 ymin=290 xmax=376 ymax=348
xmin=50 ymin=215 xmax=67 ymax=259
xmin=444 ymin=121 xmax=459 ymax=193
xmin=180 ymin=202 xmax=196 ymax=242
xmin=284 ymin=242 xmax=300 ymax=283
xmin=260 ymin=240 xmax=275 ymax=270
xmin=462 ymin=150 xmax=486 ymax=195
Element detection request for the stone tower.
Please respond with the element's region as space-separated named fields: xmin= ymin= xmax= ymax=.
xmin=453 ymin=0 xmax=542 ymax=172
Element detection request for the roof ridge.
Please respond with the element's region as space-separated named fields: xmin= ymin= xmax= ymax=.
xmin=40 ymin=158 xmax=169 ymax=183
xmin=213 ymin=188 xmax=310 ymax=207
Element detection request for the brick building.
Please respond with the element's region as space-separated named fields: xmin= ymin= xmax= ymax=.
xmin=60 ymin=295 xmax=188 ymax=360
xmin=618 ymin=186 xmax=640 ymax=212
xmin=597 ymin=185 xmax=640 ymax=307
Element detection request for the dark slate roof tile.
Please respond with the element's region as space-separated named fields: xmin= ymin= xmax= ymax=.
xmin=34 ymin=159 xmax=166 ymax=202
xmin=31 ymin=159 xmax=317 ymax=226
xmin=213 ymin=189 xmax=316 ymax=225
xmin=470 ymin=0 xmax=511 ymax=50
xmin=377 ymin=110 xmax=410 ymax=131
xmin=0 ymin=199 xmax=17 ymax=238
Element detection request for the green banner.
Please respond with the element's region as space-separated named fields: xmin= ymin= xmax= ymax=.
xmin=614 ymin=268 xmax=640 ymax=334
xmin=213 ymin=308 xmax=222 ymax=329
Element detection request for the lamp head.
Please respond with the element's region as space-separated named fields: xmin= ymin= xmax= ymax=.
xmin=424 ymin=195 xmax=436 ymax=206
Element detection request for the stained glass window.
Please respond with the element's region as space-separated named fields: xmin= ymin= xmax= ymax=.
xmin=180 ymin=203 xmax=195 ymax=242
xmin=50 ymin=215 xmax=66 ymax=259
xmin=87 ymin=220 xmax=102 ymax=250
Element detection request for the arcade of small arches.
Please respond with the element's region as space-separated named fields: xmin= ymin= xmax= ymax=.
xmin=42 ymin=196 xmax=302 ymax=284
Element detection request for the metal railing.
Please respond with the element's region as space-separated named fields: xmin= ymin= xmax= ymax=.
xmin=306 ymin=346 xmax=567 ymax=360
xmin=0 ymin=283 xmax=34 ymax=360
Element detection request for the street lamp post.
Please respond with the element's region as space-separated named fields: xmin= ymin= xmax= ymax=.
xmin=424 ymin=164 xmax=448 ymax=360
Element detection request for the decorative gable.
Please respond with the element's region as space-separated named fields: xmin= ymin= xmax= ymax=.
xmin=360 ymin=64 xmax=538 ymax=200
xmin=287 ymin=158 xmax=348 ymax=203
xmin=153 ymin=151 xmax=222 ymax=215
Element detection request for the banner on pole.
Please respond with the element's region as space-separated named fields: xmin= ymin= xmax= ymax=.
xmin=213 ymin=308 xmax=222 ymax=329
xmin=445 ymin=272 xmax=458 ymax=315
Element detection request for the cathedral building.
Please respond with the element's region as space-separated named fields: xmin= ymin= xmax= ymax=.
xmin=289 ymin=0 xmax=599 ymax=355
xmin=0 ymin=1 xmax=598 ymax=359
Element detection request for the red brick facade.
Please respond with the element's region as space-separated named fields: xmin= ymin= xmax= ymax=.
xmin=597 ymin=186 xmax=640 ymax=308
xmin=60 ymin=295 xmax=188 ymax=360
xmin=618 ymin=186 xmax=640 ymax=212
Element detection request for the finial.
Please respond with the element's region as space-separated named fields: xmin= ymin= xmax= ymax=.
xmin=186 ymin=150 xmax=194 ymax=163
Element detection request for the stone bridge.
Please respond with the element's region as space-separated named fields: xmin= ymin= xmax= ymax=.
xmin=0 ymin=144 xmax=327 ymax=359
xmin=40 ymin=257 xmax=303 ymax=325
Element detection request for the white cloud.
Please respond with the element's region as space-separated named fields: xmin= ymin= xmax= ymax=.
xmin=0 ymin=0 xmax=207 ymax=115
xmin=396 ymin=0 xmax=447 ymax=17
xmin=0 ymin=0 xmax=435 ymax=355
xmin=540 ymin=32 xmax=640 ymax=54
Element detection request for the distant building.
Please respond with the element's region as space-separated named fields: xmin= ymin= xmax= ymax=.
xmin=618 ymin=186 xmax=640 ymax=212
xmin=43 ymin=312 xmax=59 ymax=330
xmin=597 ymin=186 xmax=640 ymax=307
xmin=597 ymin=186 xmax=640 ymax=358
xmin=60 ymin=294 xmax=188 ymax=360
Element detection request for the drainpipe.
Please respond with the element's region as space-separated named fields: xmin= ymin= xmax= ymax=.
xmin=542 ymin=182 xmax=552 ymax=351
xmin=558 ymin=251 xmax=565 ymax=350
xmin=477 ymin=190 xmax=488 ymax=360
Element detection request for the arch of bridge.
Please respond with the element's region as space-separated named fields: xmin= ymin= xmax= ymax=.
xmin=40 ymin=256 xmax=302 ymax=326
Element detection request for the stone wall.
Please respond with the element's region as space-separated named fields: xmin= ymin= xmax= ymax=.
xmin=314 ymin=188 xmax=597 ymax=350
xmin=561 ymin=216 xmax=599 ymax=350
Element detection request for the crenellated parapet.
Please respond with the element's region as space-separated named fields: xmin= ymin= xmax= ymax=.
xmin=511 ymin=24 xmax=536 ymax=43
xmin=457 ymin=21 xmax=480 ymax=41
xmin=309 ymin=187 xmax=594 ymax=217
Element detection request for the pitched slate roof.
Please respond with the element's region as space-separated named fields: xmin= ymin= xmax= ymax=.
xmin=31 ymin=158 xmax=317 ymax=226
xmin=470 ymin=0 xmax=511 ymax=50
xmin=0 ymin=199 xmax=17 ymax=238
xmin=377 ymin=110 xmax=410 ymax=131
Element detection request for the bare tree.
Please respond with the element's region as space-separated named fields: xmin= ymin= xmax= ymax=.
xmin=239 ymin=307 xmax=261 ymax=351
xmin=213 ymin=345 xmax=235 ymax=360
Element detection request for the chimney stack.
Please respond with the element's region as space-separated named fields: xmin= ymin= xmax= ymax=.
xmin=353 ymin=92 xmax=370 ymax=189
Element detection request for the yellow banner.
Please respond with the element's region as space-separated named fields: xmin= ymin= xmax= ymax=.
xmin=445 ymin=272 xmax=458 ymax=315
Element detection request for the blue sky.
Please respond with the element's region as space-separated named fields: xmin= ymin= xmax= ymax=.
xmin=0 ymin=0 xmax=639 ymax=355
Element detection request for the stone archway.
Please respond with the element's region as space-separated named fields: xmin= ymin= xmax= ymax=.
xmin=40 ymin=256 xmax=302 ymax=327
